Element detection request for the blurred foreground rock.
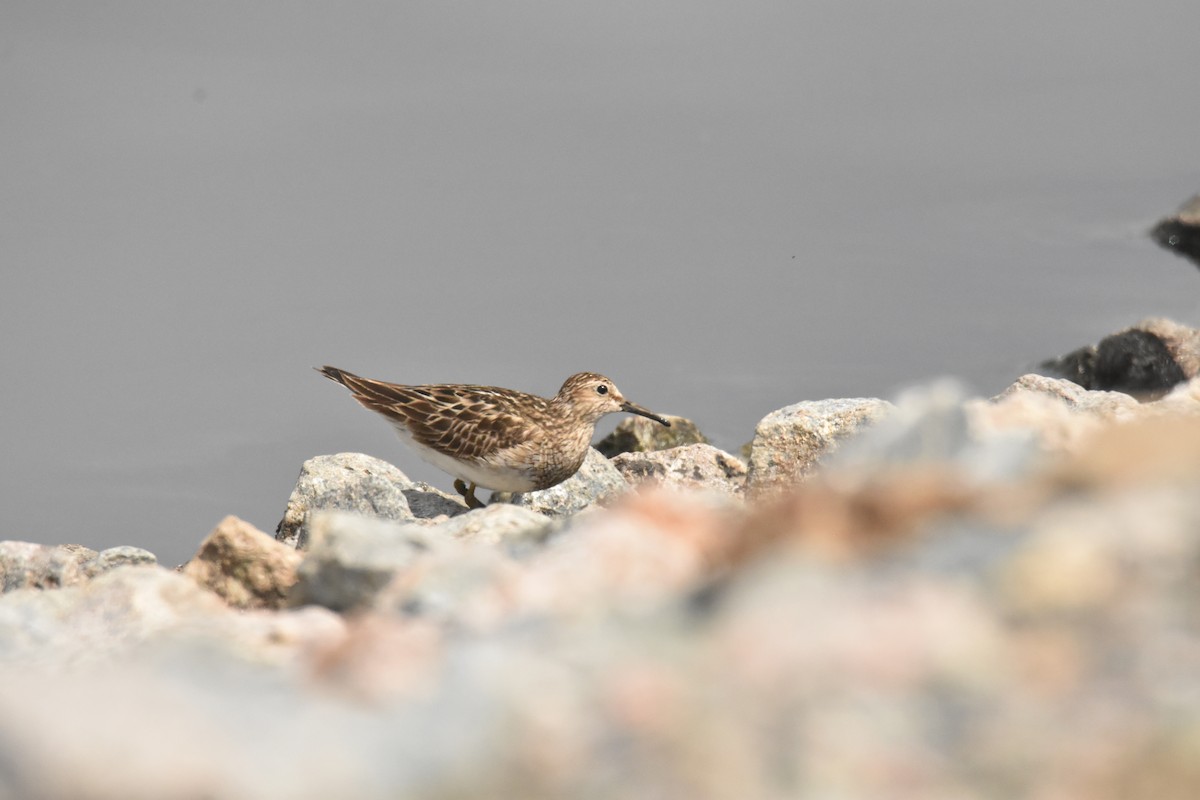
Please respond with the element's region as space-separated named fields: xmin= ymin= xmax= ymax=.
xmin=5 ymin=369 xmax=1200 ymax=798
xmin=745 ymin=397 xmax=894 ymax=497
xmin=183 ymin=516 xmax=302 ymax=609
xmin=1 ymin=542 xmax=156 ymax=591
xmin=290 ymin=511 xmax=444 ymax=613
xmin=0 ymin=564 xmax=343 ymax=668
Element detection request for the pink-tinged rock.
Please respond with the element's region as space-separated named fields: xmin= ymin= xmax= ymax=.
xmin=513 ymin=490 xmax=736 ymax=618
xmin=969 ymin=375 xmax=1139 ymax=455
xmin=0 ymin=542 xmax=98 ymax=591
xmin=183 ymin=516 xmax=303 ymax=610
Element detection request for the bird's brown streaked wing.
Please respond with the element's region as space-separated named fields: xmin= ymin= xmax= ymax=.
xmin=318 ymin=367 xmax=538 ymax=461
xmin=386 ymin=387 xmax=537 ymax=461
xmin=391 ymin=391 xmax=532 ymax=460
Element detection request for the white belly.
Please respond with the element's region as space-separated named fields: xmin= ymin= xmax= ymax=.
xmin=390 ymin=423 xmax=540 ymax=492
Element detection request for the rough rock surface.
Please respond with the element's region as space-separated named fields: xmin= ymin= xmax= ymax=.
xmin=509 ymin=448 xmax=629 ymax=516
xmin=745 ymin=397 xmax=894 ymax=497
xmin=595 ymin=414 xmax=708 ymax=457
xmin=183 ymin=516 xmax=303 ymax=609
xmin=275 ymin=453 xmax=427 ymax=549
xmin=612 ymin=443 xmax=747 ymax=498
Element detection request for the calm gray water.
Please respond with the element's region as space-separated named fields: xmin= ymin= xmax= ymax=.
xmin=3 ymin=2 xmax=1199 ymax=565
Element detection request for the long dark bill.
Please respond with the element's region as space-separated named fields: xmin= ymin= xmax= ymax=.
xmin=620 ymin=401 xmax=671 ymax=427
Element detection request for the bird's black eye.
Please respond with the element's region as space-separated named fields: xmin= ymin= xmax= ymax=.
xmin=596 ymin=384 xmax=608 ymax=395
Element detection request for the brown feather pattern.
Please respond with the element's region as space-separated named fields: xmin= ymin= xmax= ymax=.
xmin=318 ymin=367 xmax=537 ymax=461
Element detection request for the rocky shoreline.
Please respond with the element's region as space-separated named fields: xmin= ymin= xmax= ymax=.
xmin=4 ymin=320 xmax=1200 ymax=798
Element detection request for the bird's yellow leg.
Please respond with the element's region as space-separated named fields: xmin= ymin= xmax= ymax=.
xmin=454 ymin=479 xmax=484 ymax=509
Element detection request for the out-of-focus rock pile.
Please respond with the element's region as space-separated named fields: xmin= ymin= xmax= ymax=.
xmin=5 ymin=327 xmax=1200 ymax=798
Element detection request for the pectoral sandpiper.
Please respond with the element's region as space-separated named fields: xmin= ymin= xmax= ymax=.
xmin=316 ymin=367 xmax=670 ymax=509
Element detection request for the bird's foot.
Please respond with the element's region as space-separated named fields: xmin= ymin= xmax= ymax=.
xmin=454 ymin=479 xmax=484 ymax=509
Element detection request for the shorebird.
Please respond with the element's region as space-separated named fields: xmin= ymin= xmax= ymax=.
xmin=316 ymin=367 xmax=670 ymax=509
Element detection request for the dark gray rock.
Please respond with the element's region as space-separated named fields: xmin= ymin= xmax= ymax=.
xmin=1094 ymin=329 xmax=1186 ymax=394
xmin=1040 ymin=319 xmax=1200 ymax=399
